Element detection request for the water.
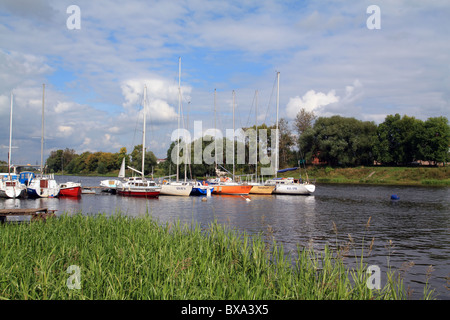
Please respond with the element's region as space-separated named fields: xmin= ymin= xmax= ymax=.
xmin=1 ymin=175 xmax=449 ymax=299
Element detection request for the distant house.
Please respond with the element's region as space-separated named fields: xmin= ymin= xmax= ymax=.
xmin=311 ymin=152 xmax=327 ymax=165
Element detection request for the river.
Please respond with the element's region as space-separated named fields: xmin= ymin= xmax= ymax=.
xmin=1 ymin=175 xmax=449 ymax=300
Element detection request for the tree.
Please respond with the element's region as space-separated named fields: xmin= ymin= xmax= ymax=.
xmin=278 ymin=118 xmax=295 ymax=168
xmin=373 ymin=114 xmax=423 ymax=165
xmin=417 ymin=116 xmax=450 ymax=165
xmin=299 ymin=116 xmax=377 ymax=166
xmin=294 ymin=108 xmax=317 ymax=136
xmin=130 ymin=144 xmax=157 ymax=175
xmin=46 ymin=148 xmax=77 ymax=173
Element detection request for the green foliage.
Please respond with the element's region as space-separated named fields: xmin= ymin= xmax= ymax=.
xmin=299 ymin=116 xmax=377 ymax=166
xmin=129 ymin=144 xmax=157 ymax=175
xmin=299 ymin=113 xmax=449 ymax=167
xmin=373 ymin=114 xmax=450 ymax=165
xmin=46 ymin=147 xmax=142 ymax=175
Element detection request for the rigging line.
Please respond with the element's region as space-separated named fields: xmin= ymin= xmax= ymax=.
xmin=263 ymin=74 xmax=278 ymax=126
xmin=244 ymin=91 xmax=257 ymax=128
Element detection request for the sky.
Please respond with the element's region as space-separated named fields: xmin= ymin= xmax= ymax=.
xmin=1 ymin=0 xmax=449 ymax=165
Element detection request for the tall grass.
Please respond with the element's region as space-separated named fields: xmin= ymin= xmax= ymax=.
xmin=0 ymin=214 xmax=434 ymax=300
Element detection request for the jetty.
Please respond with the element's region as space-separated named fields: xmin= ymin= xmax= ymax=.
xmin=0 ymin=208 xmax=57 ymax=223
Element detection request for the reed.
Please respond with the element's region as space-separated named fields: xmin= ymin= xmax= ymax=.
xmin=0 ymin=213 xmax=434 ymax=300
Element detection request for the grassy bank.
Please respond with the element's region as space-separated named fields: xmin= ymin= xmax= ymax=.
xmin=285 ymin=166 xmax=450 ymax=186
xmin=0 ymin=214 xmax=434 ymax=300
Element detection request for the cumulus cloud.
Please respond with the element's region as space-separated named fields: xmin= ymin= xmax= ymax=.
xmin=286 ymin=89 xmax=339 ymax=119
xmin=120 ymin=78 xmax=190 ymax=123
xmin=285 ymin=80 xmax=365 ymax=119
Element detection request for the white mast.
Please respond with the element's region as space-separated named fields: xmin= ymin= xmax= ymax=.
xmin=176 ymin=57 xmax=181 ymax=182
xmin=214 ymin=88 xmax=217 ymax=170
xmin=8 ymin=92 xmax=13 ymax=177
xmin=232 ymin=90 xmax=235 ymax=181
xmin=142 ymin=85 xmax=147 ymax=178
xmin=255 ymin=90 xmax=258 ymax=182
xmin=41 ymin=84 xmax=45 ymax=176
xmin=275 ymin=72 xmax=280 ymax=178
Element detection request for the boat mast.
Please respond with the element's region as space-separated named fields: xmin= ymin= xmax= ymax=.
xmin=232 ymin=90 xmax=235 ymax=181
xmin=275 ymin=72 xmax=280 ymax=178
xmin=255 ymin=90 xmax=258 ymax=183
xmin=41 ymin=84 xmax=45 ymax=176
xmin=176 ymin=57 xmax=181 ymax=183
xmin=8 ymin=92 xmax=13 ymax=178
xmin=214 ymin=88 xmax=217 ymax=171
xmin=142 ymin=85 xmax=147 ymax=178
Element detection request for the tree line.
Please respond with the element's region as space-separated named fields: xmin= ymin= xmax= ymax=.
xmin=45 ymin=145 xmax=157 ymax=175
xmin=297 ymin=112 xmax=449 ymax=167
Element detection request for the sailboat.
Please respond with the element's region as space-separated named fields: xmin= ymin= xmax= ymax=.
xmin=100 ymin=157 xmax=125 ymax=193
xmin=247 ymin=90 xmax=274 ymax=194
xmin=210 ymin=90 xmax=252 ymax=195
xmin=0 ymin=92 xmax=26 ymax=198
xmin=117 ymin=85 xmax=161 ymax=197
xmin=159 ymin=57 xmax=193 ymax=196
xmin=26 ymin=84 xmax=60 ymax=198
xmin=263 ymin=72 xmax=315 ymax=195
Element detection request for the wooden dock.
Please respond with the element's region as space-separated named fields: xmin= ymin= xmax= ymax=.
xmin=0 ymin=208 xmax=57 ymax=223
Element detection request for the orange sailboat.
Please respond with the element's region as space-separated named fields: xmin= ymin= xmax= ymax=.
xmin=211 ymin=177 xmax=253 ymax=195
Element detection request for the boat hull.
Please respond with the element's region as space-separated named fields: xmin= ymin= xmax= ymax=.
xmin=249 ymin=185 xmax=275 ymax=194
xmin=27 ymin=178 xmax=60 ymax=198
xmin=0 ymin=185 xmax=26 ymax=198
xmin=100 ymin=179 xmax=122 ymax=193
xmin=273 ymin=183 xmax=315 ymax=195
xmin=117 ymin=189 xmax=160 ymax=197
xmin=191 ymin=186 xmax=214 ymax=196
xmin=160 ymin=184 xmax=193 ymax=196
xmin=27 ymin=187 xmax=60 ymax=198
xmin=212 ymin=185 xmax=253 ymax=195
xmin=59 ymin=186 xmax=82 ymax=197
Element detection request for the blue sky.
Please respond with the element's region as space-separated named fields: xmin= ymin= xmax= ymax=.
xmin=0 ymin=0 xmax=449 ymax=165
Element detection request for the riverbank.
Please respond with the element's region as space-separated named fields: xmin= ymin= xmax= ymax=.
xmin=54 ymin=166 xmax=450 ymax=187
xmin=0 ymin=214 xmax=435 ymax=300
xmin=289 ymin=166 xmax=450 ymax=186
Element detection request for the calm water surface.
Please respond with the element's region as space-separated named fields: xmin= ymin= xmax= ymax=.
xmin=1 ymin=175 xmax=449 ymax=299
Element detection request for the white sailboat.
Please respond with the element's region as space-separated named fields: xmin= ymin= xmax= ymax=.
xmin=0 ymin=92 xmax=26 ymax=198
xmin=27 ymin=84 xmax=60 ymax=198
xmin=100 ymin=157 xmax=125 ymax=193
xmin=117 ymin=85 xmax=161 ymax=197
xmin=264 ymin=72 xmax=315 ymax=195
xmin=160 ymin=57 xmax=193 ymax=196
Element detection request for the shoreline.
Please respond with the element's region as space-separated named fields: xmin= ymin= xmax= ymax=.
xmin=51 ymin=166 xmax=450 ymax=187
xmin=289 ymin=166 xmax=450 ymax=187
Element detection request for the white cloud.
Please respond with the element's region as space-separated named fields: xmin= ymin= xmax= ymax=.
xmin=120 ymin=78 xmax=191 ymax=123
xmin=57 ymin=125 xmax=73 ymax=136
xmin=286 ymin=89 xmax=339 ymax=119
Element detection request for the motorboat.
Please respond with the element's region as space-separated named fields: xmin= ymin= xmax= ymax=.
xmin=59 ymin=181 xmax=82 ymax=197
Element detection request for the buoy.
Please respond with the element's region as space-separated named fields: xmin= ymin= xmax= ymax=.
xmin=202 ymin=197 xmax=207 ymax=202
xmin=391 ymin=194 xmax=400 ymax=200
